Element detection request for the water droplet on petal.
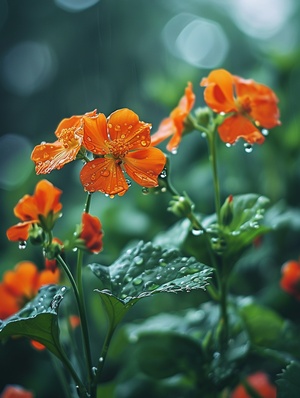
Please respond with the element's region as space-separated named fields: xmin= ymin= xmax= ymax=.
xmin=171 ymin=148 xmax=177 ymax=155
xmin=133 ymin=256 xmax=143 ymax=265
xmin=226 ymin=143 xmax=231 ymax=148
xmin=262 ymin=128 xmax=269 ymax=136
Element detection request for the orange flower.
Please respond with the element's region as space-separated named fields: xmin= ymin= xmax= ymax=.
xmin=151 ymin=82 xmax=195 ymax=152
xmin=0 ymin=261 xmax=60 ymax=319
xmin=79 ymin=212 xmax=103 ymax=254
xmin=280 ymin=259 xmax=300 ymax=300
xmin=6 ymin=180 xmax=62 ymax=242
xmin=80 ymin=108 xmax=166 ymax=196
xmin=0 ymin=385 xmax=34 ymax=398
xmin=200 ymin=69 xmax=280 ymax=145
xmin=31 ymin=110 xmax=97 ymax=174
xmin=231 ymin=372 xmax=276 ymax=398
xmin=69 ymin=315 xmax=81 ymax=329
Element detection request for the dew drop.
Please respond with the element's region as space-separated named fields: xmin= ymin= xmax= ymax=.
xmin=171 ymin=148 xmax=177 ymax=155
xmin=100 ymin=169 xmax=110 ymax=177
xmin=262 ymin=128 xmax=269 ymax=136
xmin=201 ymin=132 xmax=207 ymax=138
xmin=132 ymin=277 xmax=143 ymax=286
xmin=244 ymin=143 xmax=253 ymax=153
xmin=142 ymin=187 xmax=149 ymax=195
xmin=159 ymin=168 xmax=167 ymax=179
xmin=226 ymin=143 xmax=231 ymax=148
xmin=125 ymin=178 xmax=132 ymax=187
xmin=141 ymin=140 xmax=147 ymax=146
xmin=191 ymin=228 xmax=203 ymax=236
xmin=99 ymin=357 xmax=104 ymax=363
xmin=18 ymin=240 xmax=27 ymax=250
xmin=133 ymin=256 xmax=143 ymax=265
xmin=92 ymin=367 xmax=97 ymax=375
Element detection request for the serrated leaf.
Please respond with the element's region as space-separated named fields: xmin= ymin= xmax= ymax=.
xmin=90 ymin=241 xmax=212 ymax=328
xmin=277 ymin=362 xmax=300 ymax=398
xmin=0 ymin=284 xmax=67 ymax=361
xmin=90 ymin=240 xmax=212 ymax=304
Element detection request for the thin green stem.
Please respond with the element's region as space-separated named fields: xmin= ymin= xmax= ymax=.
xmin=56 ymin=254 xmax=93 ymax=391
xmin=207 ymin=128 xmax=222 ymax=225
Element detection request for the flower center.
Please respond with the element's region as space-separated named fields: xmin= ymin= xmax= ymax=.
xmin=105 ymin=138 xmax=132 ymax=159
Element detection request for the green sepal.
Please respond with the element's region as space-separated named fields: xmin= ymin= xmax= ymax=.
xmin=0 ymin=284 xmax=68 ymax=361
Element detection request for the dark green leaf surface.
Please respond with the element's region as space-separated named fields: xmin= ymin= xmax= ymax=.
xmin=0 ymin=284 xmax=67 ymax=361
xmin=90 ymin=240 xmax=212 ymax=305
xmin=277 ymin=362 xmax=300 ymax=398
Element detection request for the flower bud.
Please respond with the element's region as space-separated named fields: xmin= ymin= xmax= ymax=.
xmin=29 ymin=224 xmax=46 ymax=245
xmin=194 ymin=106 xmax=211 ymax=127
xmin=220 ymin=195 xmax=234 ymax=226
xmin=168 ymin=192 xmax=194 ymax=218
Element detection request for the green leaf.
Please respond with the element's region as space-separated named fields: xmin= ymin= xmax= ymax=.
xmin=0 ymin=284 xmax=67 ymax=361
xmin=133 ymin=332 xmax=203 ymax=380
xmin=277 ymin=362 xmax=300 ymax=398
xmin=90 ymin=240 xmax=212 ymax=304
xmin=90 ymin=241 xmax=212 ymax=328
xmin=217 ymin=194 xmax=271 ymax=257
xmin=239 ymin=301 xmax=284 ymax=347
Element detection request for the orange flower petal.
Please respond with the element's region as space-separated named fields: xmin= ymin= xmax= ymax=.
xmin=0 ymin=385 xmax=34 ymax=398
xmin=218 ymin=114 xmax=265 ymax=145
xmin=231 ymin=372 xmax=276 ymax=398
xmin=82 ymin=112 xmax=108 ymax=154
xmin=3 ymin=262 xmax=38 ymax=298
xmin=30 ymin=340 xmax=46 ymax=351
xmin=177 ymin=81 xmax=196 ymax=113
xmin=33 ymin=179 xmax=62 ymax=216
xmin=280 ymin=260 xmax=300 ymax=299
xmin=31 ymin=137 xmax=82 ymax=174
xmin=201 ymin=69 xmax=237 ymax=113
xmin=36 ymin=268 xmax=60 ymax=293
xmin=234 ymin=76 xmax=281 ymax=128
xmin=80 ymin=157 xmax=128 ymax=196
xmin=0 ymin=284 xmax=20 ymax=319
xmin=13 ymin=180 xmax=62 ymax=221
xmin=6 ymin=221 xmax=33 ymax=242
xmin=80 ymin=212 xmax=103 ymax=253
xmin=54 ymin=115 xmax=83 ymax=139
xmin=151 ymin=117 xmax=175 ymax=147
xmin=124 ymin=147 xmax=166 ymax=187
xmin=108 ymin=108 xmax=152 ymax=149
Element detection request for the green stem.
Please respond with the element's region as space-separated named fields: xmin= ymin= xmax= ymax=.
xmin=56 ymin=254 xmax=93 ymax=392
xmin=207 ymin=127 xmax=221 ymax=225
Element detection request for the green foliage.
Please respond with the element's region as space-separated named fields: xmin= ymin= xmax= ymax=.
xmin=277 ymin=362 xmax=300 ymax=398
xmin=0 ymin=285 xmax=67 ymax=361
xmin=89 ymin=239 xmax=212 ymax=307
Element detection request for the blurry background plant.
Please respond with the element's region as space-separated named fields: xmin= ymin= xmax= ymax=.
xmin=1 ymin=0 xmax=300 ymax=397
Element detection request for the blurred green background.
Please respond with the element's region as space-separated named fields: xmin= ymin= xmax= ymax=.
xmin=1 ymin=0 xmax=300 ymax=396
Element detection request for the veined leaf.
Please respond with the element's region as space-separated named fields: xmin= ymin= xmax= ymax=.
xmin=0 ymin=284 xmax=67 ymax=361
xmin=89 ymin=241 xmax=212 ymax=326
xmin=277 ymin=362 xmax=300 ymax=398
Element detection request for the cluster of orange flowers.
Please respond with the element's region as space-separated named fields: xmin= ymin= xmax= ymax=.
xmin=29 ymin=69 xmax=280 ymax=198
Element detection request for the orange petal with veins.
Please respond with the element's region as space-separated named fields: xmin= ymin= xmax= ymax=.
xmin=108 ymin=108 xmax=152 ymax=149
xmin=80 ymin=157 xmax=128 ymax=196
xmin=82 ymin=112 xmax=108 ymax=154
xmin=124 ymin=147 xmax=166 ymax=187
xmin=218 ymin=115 xmax=265 ymax=145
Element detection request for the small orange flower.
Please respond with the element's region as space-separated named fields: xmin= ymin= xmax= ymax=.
xmin=0 ymin=385 xmax=34 ymax=398
xmin=151 ymin=82 xmax=195 ymax=152
xmin=200 ymin=69 xmax=280 ymax=145
xmin=231 ymin=372 xmax=276 ymax=398
xmin=6 ymin=180 xmax=62 ymax=242
xmin=0 ymin=261 xmax=60 ymax=319
xmin=31 ymin=110 xmax=97 ymax=174
xmin=69 ymin=315 xmax=81 ymax=329
xmin=80 ymin=108 xmax=166 ymax=196
xmin=79 ymin=212 xmax=103 ymax=254
xmin=280 ymin=259 xmax=300 ymax=300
